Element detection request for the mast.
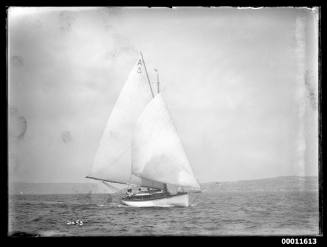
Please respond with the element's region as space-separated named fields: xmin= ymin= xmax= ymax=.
xmin=138 ymin=53 xmax=168 ymax=191
xmin=140 ymin=51 xmax=154 ymax=98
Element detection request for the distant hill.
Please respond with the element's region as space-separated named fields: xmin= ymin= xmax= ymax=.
xmin=201 ymin=176 xmax=318 ymax=193
xmin=8 ymin=182 xmax=123 ymax=195
xmin=9 ymin=176 xmax=318 ymax=195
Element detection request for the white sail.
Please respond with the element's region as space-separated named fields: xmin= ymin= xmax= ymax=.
xmin=132 ymin=94 xmax=200 ymax=189
xmin=130 ymin=175 xmax=165 ymax=190
xmin=88 ymin=56 xmax=153 ymax=184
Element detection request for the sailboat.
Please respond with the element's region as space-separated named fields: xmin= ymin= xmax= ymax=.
xmin=86 ymin=52 xmax=200 ymax=207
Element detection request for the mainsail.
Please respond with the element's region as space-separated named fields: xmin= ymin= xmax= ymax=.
xmin=88 ymin=55 xmax=153 ymax=185
xmin=132 ymin=94 xmax=200 ymax=190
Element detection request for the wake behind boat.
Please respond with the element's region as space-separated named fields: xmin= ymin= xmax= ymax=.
xmin=86 ymin=52 xmax=200 ymax=207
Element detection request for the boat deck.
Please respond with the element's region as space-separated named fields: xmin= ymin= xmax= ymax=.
xmin=122 ymin=191 xmax=187 ymax=201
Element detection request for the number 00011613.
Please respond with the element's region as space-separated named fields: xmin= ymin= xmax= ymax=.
xmin=281 ymin=238 xmax=317 ymax=245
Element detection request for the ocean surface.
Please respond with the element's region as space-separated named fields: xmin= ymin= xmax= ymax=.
xmin=8 ymin=191 xmax=319 ymax=236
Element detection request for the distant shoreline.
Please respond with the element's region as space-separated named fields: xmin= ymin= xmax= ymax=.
xmin=8 ymin=176 xmax=318 ymax=195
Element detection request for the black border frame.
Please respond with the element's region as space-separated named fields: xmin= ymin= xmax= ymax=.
xmin=1 ymin=2 xmax=325 ymax=246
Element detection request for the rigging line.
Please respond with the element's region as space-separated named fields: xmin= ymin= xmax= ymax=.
xmin=154 ymin=68 xmax=160 ymax=94
xmin=140 ymin=51 xmax=155 ymax=98
xmin=157 ymin=70 xmax=160 ymax=94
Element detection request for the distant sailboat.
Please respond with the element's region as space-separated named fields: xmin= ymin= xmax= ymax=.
xmin=87 ymin=52 xmax=200 ymax=207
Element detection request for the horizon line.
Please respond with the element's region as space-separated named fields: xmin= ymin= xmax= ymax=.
xmin=10 ymin=175 xmax=318 ymax=184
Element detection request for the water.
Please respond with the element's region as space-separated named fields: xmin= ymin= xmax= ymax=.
xmin=8 ymin=191 xmax=319 ymax=236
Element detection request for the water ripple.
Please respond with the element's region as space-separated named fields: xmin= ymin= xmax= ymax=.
xmin=9 ymin=192 xmax=319 ymax=236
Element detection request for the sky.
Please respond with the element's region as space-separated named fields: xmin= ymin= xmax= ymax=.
xmin=8 ymin=7 xmax=319 ymax=183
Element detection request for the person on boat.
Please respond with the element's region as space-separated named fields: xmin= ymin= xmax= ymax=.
xmin=163 ymin=184 xmax=169 ymax=195
xmin=126 ymin=188 xmax=133 ymax=197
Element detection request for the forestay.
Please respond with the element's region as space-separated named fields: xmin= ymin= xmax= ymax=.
xmin=132 ymin=94 xmax=200 ymax=189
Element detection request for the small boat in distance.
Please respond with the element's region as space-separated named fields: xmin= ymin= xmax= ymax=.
xmin=86 ymin=52 xmax=200 ymax=207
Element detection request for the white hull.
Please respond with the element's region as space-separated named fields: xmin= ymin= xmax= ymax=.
xmin=121 ymin=193 xmax=189 ymax=207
